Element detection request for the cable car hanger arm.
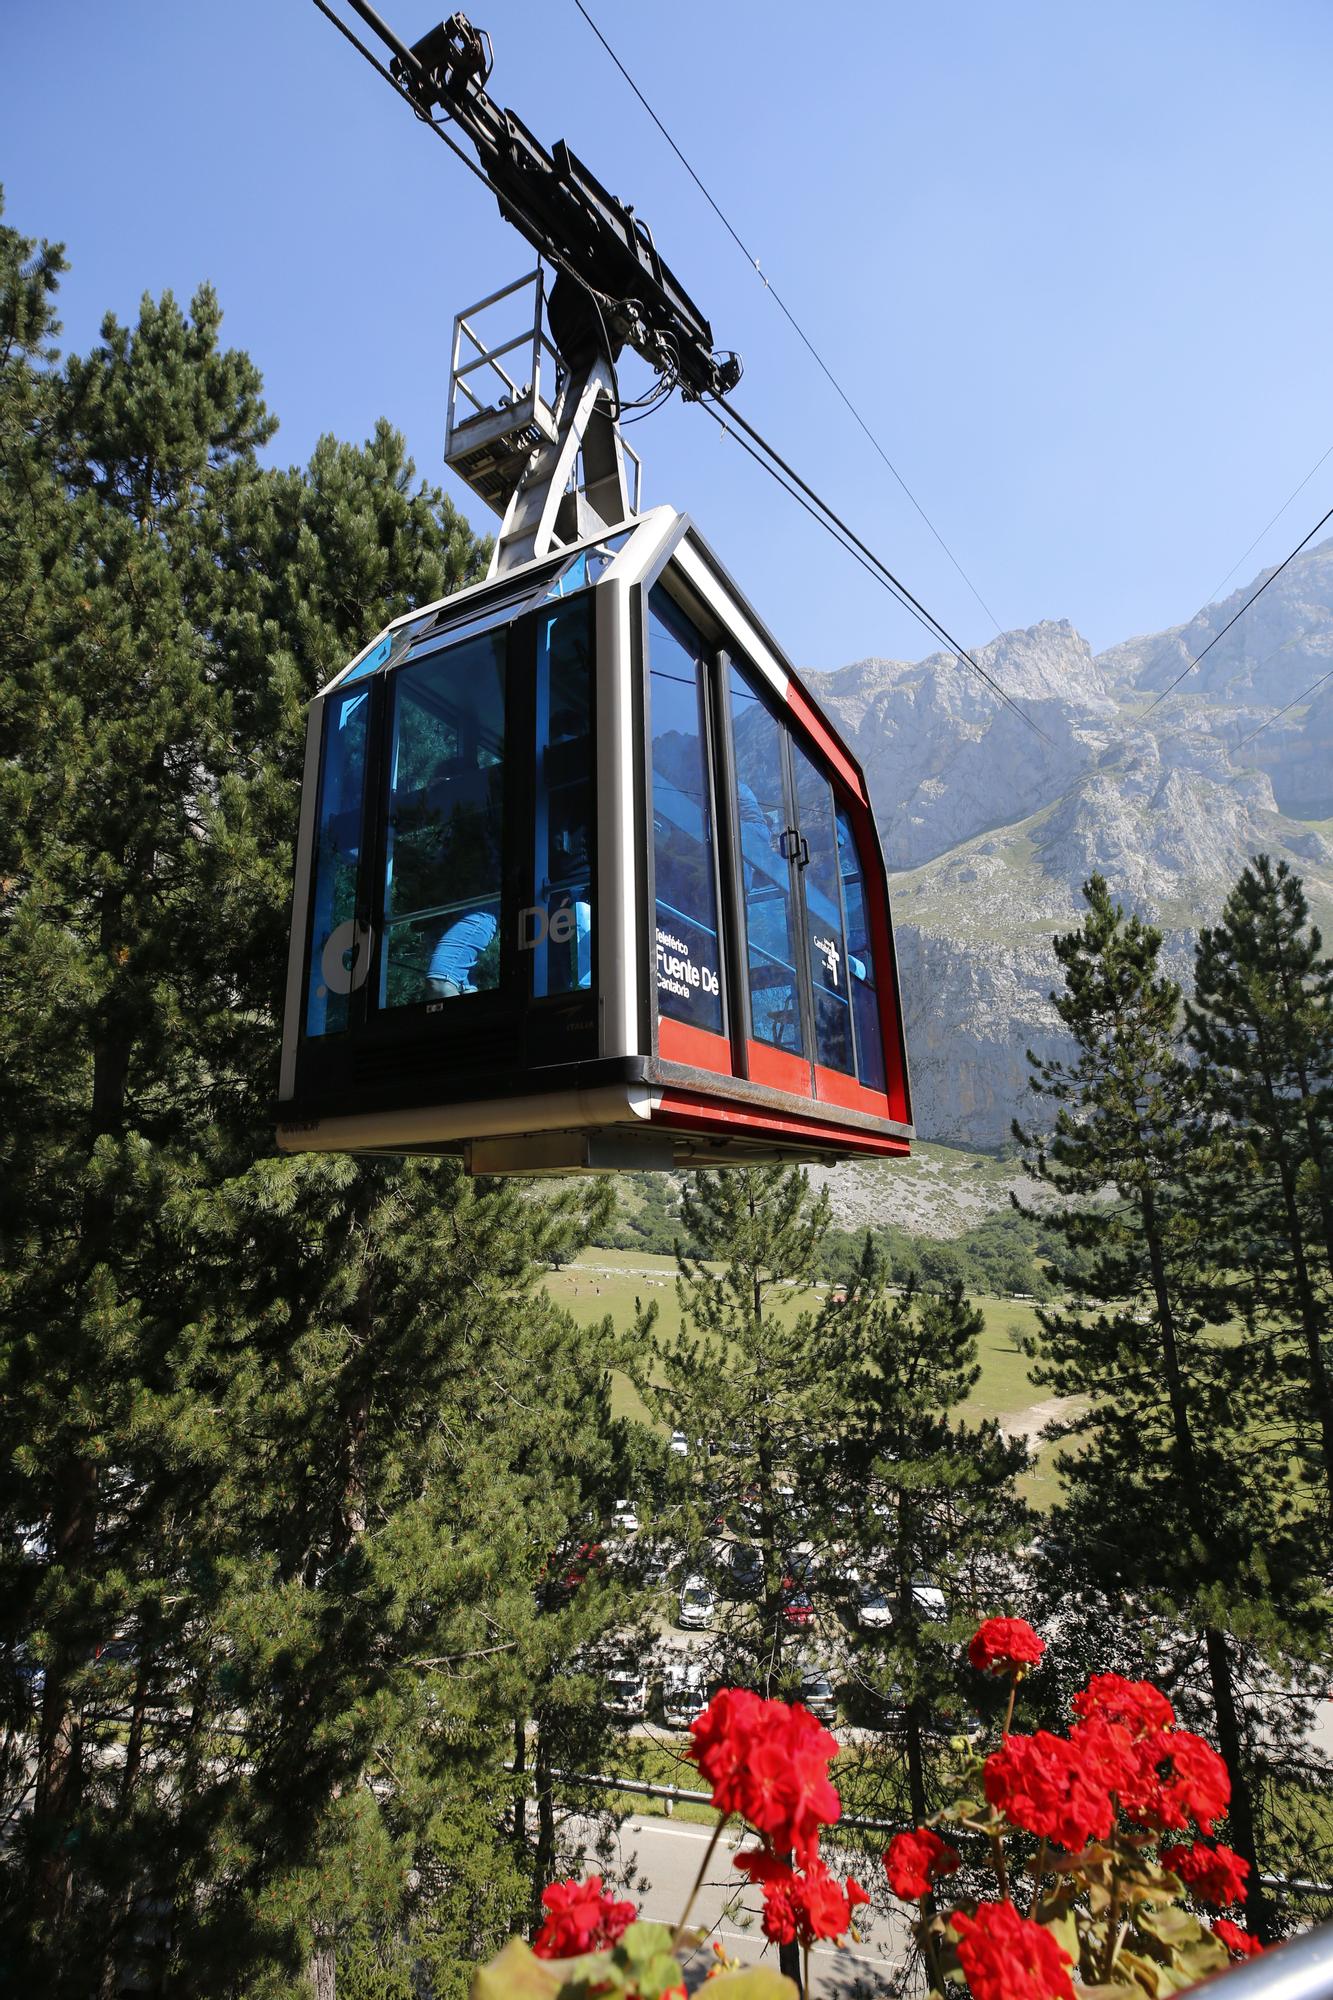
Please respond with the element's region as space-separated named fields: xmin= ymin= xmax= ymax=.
xmin=336 ymin=1 xmax=740 ymax=399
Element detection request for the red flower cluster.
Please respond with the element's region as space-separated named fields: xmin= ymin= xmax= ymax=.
xmin=968 ymin=1618 xmax=1046 ymax=1677
xmin=531 ymin=1875 xmax=637 ymax=1959
xmin=984 ymin=1729 xmax=1117 ymax=1852
xmin=733 ymin=1849 xmax=869 ymax=1947
xmin=688 ymin=1689 xmax=841 ymax=1865
xmin=1151 ymin=1730 xmax=1231 ymax=1835
xmin=983 ymin=1668 xmax=1232 ymax=1855
xmin=1212 ymin=1918 xmax=1264 ymax=1960
xmin=1072 ymin=1672 xmax=1174 ymax=1736
xmin=952 ymin=1900 xmax=1076 ymax=2000
xmin=885 ymin=1828 xmax=961 ymax=1900
xmin=1161 ymin=1840 xmax=1249 ymax=1909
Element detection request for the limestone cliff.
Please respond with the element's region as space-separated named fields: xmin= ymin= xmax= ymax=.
xmin=808 ymin=538 xmax=1333 ymax=1145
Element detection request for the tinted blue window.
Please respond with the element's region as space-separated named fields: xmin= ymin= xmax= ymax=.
xmin=793 ymin=745 xmax=853 ymax=1075
xmin=729 ymin=665 xmax=804 ymax=1056
xmin=379 ymin=631 xmax=506 ymax=1008
xmin=305 ymin=690 xmax=370 ymax=1036
xmin=648 ymin=589 xmax=723 ymax=1036
xmin=837 ymin=807 xmax=887 ymax=1092
xmin=532 ymin=601 xmax=594 ymax=998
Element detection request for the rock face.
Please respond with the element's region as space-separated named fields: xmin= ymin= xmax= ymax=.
xmin=807 ymin=539 xmax=1333 ymax=1146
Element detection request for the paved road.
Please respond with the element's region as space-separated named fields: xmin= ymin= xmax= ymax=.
xmin=575 ymin=1813 xmax=912 ymax=1995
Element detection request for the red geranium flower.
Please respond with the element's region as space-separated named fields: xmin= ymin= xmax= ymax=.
xmin=885 ymin=1828 xmax=962 ymax=1899
xmin=1212 ymin=1918 xmax=1264 ymax=1959
xmin=1072 ymin=1672 xmax=1175 ymax=1737
xmin=984 ymin=1730 xmax=1115 ymax=1853
xmin=531 ymin=1874 xmax=637 ymax=1959
xmin=689 ymin=1689 xmax=841 ymax=1864
xmin=734 ymin=1851 xmax=867 ymax=1945
xmin=1162 ymin=1840 xmax=1249 ymax=1908
xmin=1145 ymin=1730 xmax=1231 ymax=1835
xmin=968 ymin=1618 xmax=1046 ymax=1676
xmin=952 ymin=1900 xmax=1076 ymax=2000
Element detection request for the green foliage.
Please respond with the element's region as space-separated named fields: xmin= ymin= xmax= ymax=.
xmin=0 ymin=205 xmax=652 ymax=1997
xmin=1187 ymin=854 xmax=1333 ymax=1523
xmin=1015 ymin=872 xmax=1331 ymax=1942
xmin=817 ymin=1241 xmax=1030 ymax=1820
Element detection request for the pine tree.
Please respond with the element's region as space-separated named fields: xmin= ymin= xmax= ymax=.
xmin=0 ymin=193 xmax=70 ymax=1850
xmin=1015 ymin=875 xmax=1323 ymax=1943
xmin=1187 ymin=855 xmax=1333 ymax=1529
xmin=0 ymin=272 xmax=281 ymax=1982
xmin=817 ymin=1238 xmax=1029 ymax=1828
xmin=651 ymin=1166 xmax=833 ymax=1696
xmin=0 ymin=220 xmax=662 ymax=1996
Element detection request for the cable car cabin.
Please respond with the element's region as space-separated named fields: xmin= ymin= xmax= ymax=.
xmin=276 ymin=508 xmax=912 ymax=1174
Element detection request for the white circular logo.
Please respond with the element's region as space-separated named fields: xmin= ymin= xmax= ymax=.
xmin=320 ymin=919 xmax=374 ymax=994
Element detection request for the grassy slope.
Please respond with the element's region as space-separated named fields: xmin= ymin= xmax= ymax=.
xmin=542 ymin=1257 xmax=1067 ymax=1506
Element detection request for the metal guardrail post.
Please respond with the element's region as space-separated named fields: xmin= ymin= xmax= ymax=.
xmin=1193 ymin=1922 xmax=1333 ymax=2000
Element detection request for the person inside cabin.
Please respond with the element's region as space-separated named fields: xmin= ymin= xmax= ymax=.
xmin=427 ymin=907 xmax=499 ymax=996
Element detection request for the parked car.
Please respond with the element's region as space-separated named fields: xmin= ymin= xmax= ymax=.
xmin=798 ymin=1664 xmax=837 ymax=1724
xmin=670 ymin=1431 xmax=689 ymax=1457
xmin=725 ymin=1540 xmax=763 ymax=1597
xmin=780 ymin=1579 xmax=814 ymax=1628
xmin=856 ymin=1584 xmax=894 ymax=1631
xmin=661 ymin=1659 xmax=707 ymax=1728
xmin=911 ymin=1580 xmax=947 ymax=1620
xmin=678 ymin=1574 xmax=716 ymax=1630
xmin=612 ymin=1499 xmax=639 ymax=1535
xmin=606 ymin=1657 xmax=648 ymax=1720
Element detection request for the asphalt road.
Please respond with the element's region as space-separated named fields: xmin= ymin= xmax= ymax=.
xmin=578 ymin=1813 xmax=913 ymax=1995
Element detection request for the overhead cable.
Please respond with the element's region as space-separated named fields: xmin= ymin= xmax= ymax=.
xmin=311 ymin=0 xmax=1051 ymax=743
xmin=571 ymin=0 xmax=1005 ymax=639
xmin=1209 ymin=439 xmax=1333 ymax=603
xmin=1235 ymin=661 xmax=1333 ymax=750
xmin=705 ymin=397 xmax=1053 ymax=744
xmin=1132 ymin=438 xmax=1333 ymax=699
xmin=310 ymin=0 xmax=625 ymax=324
xmin=1141 ymin=500 xmax=1333 ymax=717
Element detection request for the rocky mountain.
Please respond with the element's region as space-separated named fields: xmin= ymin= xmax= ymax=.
xmin=808 ymin=538 xmax=1333 ymax=1146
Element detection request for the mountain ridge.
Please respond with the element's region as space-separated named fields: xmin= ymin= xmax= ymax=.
xmin=807 ymin=537 xmax=1333 ymax=1144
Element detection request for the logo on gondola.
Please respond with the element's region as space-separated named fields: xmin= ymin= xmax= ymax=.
xmin=518 ymin=903 xmax=579 ymax=949
xmin=814 ymin=935 xmax=841 ymax=987
xmin=655 ymin=928 xmax=719 ymax=1001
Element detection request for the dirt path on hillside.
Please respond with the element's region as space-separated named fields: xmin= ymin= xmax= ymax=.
xmin=1001 ymin=1395 xmax=1084 ymax=1443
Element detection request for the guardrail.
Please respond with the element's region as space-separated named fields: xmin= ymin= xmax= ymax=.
xmin=1192 ymin=1920 xmax=1333 ymax=2000
xmin=548 ymin=1773 xmax=1333 ymax=1908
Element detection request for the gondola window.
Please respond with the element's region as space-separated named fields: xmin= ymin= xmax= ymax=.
xmin=379 ymin=630 xmax=507 ymax=1008
xmin=647 ymin=589 xmax=724 ymax=1035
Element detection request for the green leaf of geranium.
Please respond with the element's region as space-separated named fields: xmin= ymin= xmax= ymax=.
xmin=703 ymin=1968 xmax=800 ymax=2000
xmin=1138 ymin=1906 xmax=1204 ymax=1949
xmin=472 ymin=1938 xmax=590 ymax=2000
xmin=609 ymin=1922 xmax=686 ymax=2000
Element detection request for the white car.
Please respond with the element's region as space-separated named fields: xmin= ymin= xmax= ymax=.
xmin=669 ymin=1431 xmax=689 ymax=1457
xmin=912 ymin=1581 xmax=947 ymax=1620
xmin=799 ymin=1664 xmax=837 ymax=1724
xmin=606 ymin=1659 xmax=648 ymax=1719
xmin=612 ymin=1499 xmax=639 ymax=1535
xmin=857 ymin=1584 xmax=894 ymax=1631
xmin=661 ymin=1659 xmax=707 ymax=1728
xmin=677 ymin=1574 xmax=716 ymax=1629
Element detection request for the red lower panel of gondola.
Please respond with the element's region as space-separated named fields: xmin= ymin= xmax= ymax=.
xmin=653 ymin=1086 xmax=909 ymax=1158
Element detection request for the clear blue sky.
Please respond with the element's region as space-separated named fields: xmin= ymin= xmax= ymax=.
xmin=4 ymin=0 xmax=1332 ymax=673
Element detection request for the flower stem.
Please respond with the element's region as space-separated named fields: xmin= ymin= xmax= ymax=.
xmin=671 ymin=1813 xmax=728 ymax=1947
xmin=1101 ymin=1883 xmax=1125 ymax=1983
xmin=803 ymin=1940 xmax=811 ymax=2000
xmin=1003 ymin=1674 xmax=1019 ymax=1742
xmin=1028 ymin=1839 xmax=1048 ymax=1920
xmin=990 ymin=1831 xmax=1009 ymax=1903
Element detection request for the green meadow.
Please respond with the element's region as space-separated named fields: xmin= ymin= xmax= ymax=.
xmin=542 ymin=1255 xmax=1070 ymax=1506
